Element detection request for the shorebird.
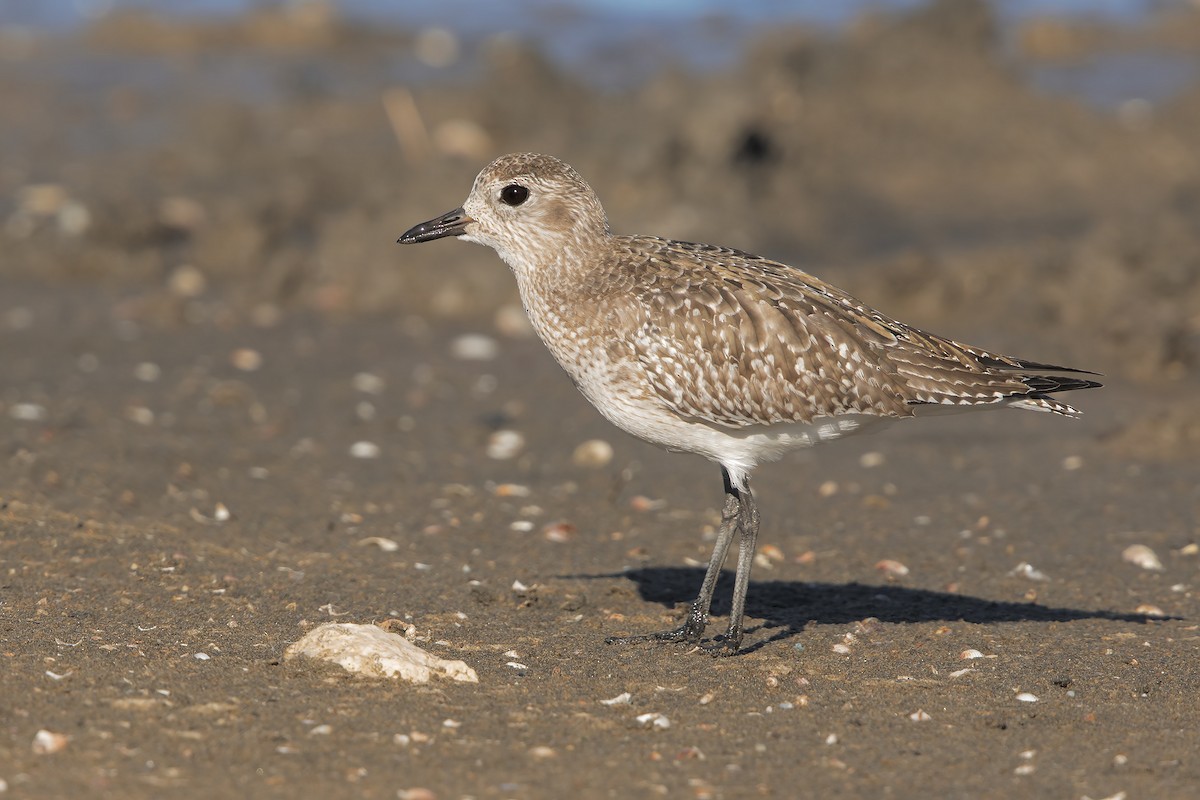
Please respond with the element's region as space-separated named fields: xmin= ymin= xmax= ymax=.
xmin=398 ymin=153 xmax=1100 ymax=655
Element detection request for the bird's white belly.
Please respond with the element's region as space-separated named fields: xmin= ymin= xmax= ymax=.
xmin=576 ymin=359 xmax=890 ymax=485
xmin=528 ymin=306 xmax=893 ymax=486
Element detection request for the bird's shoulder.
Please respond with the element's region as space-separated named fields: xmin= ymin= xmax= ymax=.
xmin=595 ymin=236 xmax=920 ymax=426
xmin=602 ymin=235 xmax=907 ymax=346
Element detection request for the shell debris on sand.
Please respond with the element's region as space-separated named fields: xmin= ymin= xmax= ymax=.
xmin=285 ymin=623 xmax=478 ymax=683
xmin=349 ymin=441 xmax=381 ymax=459
xmin=875 ymin=559 xmax=909 ymax=578
xmin=31 ymin=729 xmax=69 ymax=755
xmin=571 ymin=438 xmax=614 ymax=468
xmin=450 ymin=333 xmax=499 ymax=361
xmin=1122 ymin=544 xmax=1164 ymax=571
xmin=229 ymin=348 xmax=263 ymax=372
xmin=1009 ymin=562 xmax=1050 ymax=581
xmin=486 ymin=429 xmax=525 ymax=460
xmin=634 ymin=712 xmax=671 ymax=730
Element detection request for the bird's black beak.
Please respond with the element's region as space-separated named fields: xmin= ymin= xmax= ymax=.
xmin=397 ymin=207 xmax=473 ymax=244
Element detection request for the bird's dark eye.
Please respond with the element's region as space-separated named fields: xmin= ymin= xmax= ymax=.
xmin=500 ymin=184 xmax=529 ymax=206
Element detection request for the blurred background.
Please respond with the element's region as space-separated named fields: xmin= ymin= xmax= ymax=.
xmin=2 ymin=0 xmax=1198 ymax=454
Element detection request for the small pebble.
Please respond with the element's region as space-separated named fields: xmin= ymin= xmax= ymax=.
xmin=230 ymin=348 xmax=263 ymax=372
xmin=908 ymin=709 xmax=932 ymax=722
xmin=818 ymin=480 xmax=838 ymax=497
xmin=167 ymin=264 xmax=207 ymax=297
xmin=859 ymin=451 xmax=885 ymax=468
xmin=1009 ymin=562 xmax=1049 ymax=581
xmin=542 ymin=522 xmax=575 ymax=542
xmin=57 ymin=200 xmax=90 ymax=236
xmin=1134 ymin=604 xmax=1165 ymax=617
xmin=528 ymin=746 xmax=556 ymax=759
xmin=308 ymin=724 xmax=332 ymax=736
xmin=20 ymin=183 xmax=67 ymax=215
xmin=126 ymin=406 xmax=155 ymax=426
xmin=572 ymin=439 xmax=614 ymax=468
xmin=352 ymin=372 xmax=385 ymax=394
xmin=600 ymin=692 xmax=632 ymax=706
xmin=960 ymin=649 xmax=984 ymax=660
xmin=158 ymin=196 xmax=207 ymax=231
xmin=510 ymin=520 xmax=534 ymax=532
xmin=9 ymin=403 xmax=47 ymax=421
xmin=1122 ymin=544 xmax=1163 ymax=571
xmin=630 ymin=495 xmax=665 ymax=512
xmin=1061 ymin=455 xmax=1084 ymax=471
xmin=450 ymin=333 xmax=499 ymax=361
xmin=194 ymin=652 xmax=210 ymax=661
xmin=875 ymin=559 xmax=909 ymax=578
xmin=1015 ymin=692 xmax=1038 ymax=703
xmin=635 ymin=713 xmax=671 ymax=731
xmin=824 ymin=733 xmax=838 ymax=745
xmin=1014 ymin=764 xmax=1036 ymax=775
xmin=350 ymin=441 xmax=381 ymax=459
xmin=358 ymin=537 xmax=400 ymax=551
xmin=31 ymin=729 xmax=68 ymax=755
xmin=397 ymin=789 xmax=437 ymax=800
xmin=486 ymin=430 xmax=524 ymax=460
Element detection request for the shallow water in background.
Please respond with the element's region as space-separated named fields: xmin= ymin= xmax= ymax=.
xmin=3 ymin=0 xmax=1198 ymax=108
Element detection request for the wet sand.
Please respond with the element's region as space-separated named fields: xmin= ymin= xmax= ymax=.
xmin=1 ymin=2 xmax=1199 ymax=798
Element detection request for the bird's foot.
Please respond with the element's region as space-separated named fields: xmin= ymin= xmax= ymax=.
xmin=605 ymin=615 xmax=706 ymax=647
xmin=699 ymin=637 xmax=741 ymax=657
xmin=699 ymin=628 xmax=743 ymax=657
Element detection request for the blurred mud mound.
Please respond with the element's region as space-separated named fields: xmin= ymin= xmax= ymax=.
xmin=1 ymin=0 xmax=1198 ymax=455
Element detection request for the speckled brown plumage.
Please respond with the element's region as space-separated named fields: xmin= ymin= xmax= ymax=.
xmin=398 ymin=152 xmax=1100 ymax=655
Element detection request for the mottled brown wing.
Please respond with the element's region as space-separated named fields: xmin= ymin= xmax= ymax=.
xmin=616 ymin=237 xmax=1090 ymax=427
xmin=618 ymin=239 xmax=916 ymax=427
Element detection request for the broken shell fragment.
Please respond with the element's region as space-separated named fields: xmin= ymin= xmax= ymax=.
xmin=285 ymin=623 xmax=478 ymax=683
xmin=1122 ymin=544 xmax=1164 ymax=571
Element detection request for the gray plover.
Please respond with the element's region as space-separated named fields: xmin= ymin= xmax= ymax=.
xmin=398 ymin=152 xmax=1100 ymax=655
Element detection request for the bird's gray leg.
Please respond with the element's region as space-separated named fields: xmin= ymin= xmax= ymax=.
xmin=704 ymin=480 xmax=758 ymax=656
xmin=605 ymin=468 xmax=740 ymax=646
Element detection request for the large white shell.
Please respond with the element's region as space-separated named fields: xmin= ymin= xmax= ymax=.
xmin=285 ymin=623 xmax=478 ymax=683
